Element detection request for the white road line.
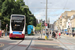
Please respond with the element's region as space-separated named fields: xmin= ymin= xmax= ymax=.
xmin=0 ymin=43 xmax=4 ymax=47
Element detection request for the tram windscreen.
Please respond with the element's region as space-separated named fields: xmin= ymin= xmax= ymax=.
xmin=11 ymin=16 xmax=24 ymax=31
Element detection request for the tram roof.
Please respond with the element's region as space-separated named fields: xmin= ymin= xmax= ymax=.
xmin=11 ymin=14 xmax=25 ymax=16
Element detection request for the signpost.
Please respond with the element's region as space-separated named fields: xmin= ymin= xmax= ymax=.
xmin=5 ymin=24 xmax=8 ymax=36
xmin=45 ymin=22 xmax=48 ymax=39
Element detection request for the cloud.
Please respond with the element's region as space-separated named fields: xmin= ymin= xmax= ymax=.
xmin=24 ymin=0 xmax=75 ymax=24
xmin=34 ymin=11 xmax=45 ymax=21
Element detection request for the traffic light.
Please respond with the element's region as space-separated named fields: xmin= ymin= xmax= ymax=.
xmin=42 ymin=21 xmax=45 ymax=26
xmin=48 ymin=23 xmax=49 ymax=28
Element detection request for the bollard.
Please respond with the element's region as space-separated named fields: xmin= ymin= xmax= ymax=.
xmin=45 ymin=34 xmax=48 ymax=40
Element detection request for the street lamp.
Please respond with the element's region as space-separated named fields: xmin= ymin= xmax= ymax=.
xmin=45 ymin=0 xmax=48 ymax=38
xmin=41 ymin=19 xmax=42 ymax=38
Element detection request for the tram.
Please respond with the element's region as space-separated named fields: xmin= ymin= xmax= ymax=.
xmin=9 ymin=14 xmax=26 ymax=39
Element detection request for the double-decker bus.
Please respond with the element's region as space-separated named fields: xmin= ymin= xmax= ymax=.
xmin=9 ymin=14 xmax=26 ymax=39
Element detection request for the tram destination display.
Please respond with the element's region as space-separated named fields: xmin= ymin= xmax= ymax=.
xmin=12 ymin=16 xmax=24 ymax=20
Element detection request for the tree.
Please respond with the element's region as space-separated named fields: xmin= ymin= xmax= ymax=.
xmin=0 ymin=0 xmax=37 ymax=30
xmin=1 ymin=0 xmax=20 ymax=29
xmin=16 ymin=0 xmax=25 ymax=6
xmin=0 ymin=0 xmax=6 ymax=12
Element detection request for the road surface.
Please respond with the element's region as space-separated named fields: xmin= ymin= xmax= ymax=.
xmin=0 ymin=34 xmax=75 ymax=50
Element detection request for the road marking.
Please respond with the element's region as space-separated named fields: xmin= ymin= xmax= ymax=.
xmin=0 ymin=43 xmax=4 ymax=47
xmin=25 ymin=37 xmax=34 ymax=50
xmin=62 ymin=35 xmax=75 ymax=45
xmin=8 ymin=40 xmax=24 ymax=50
xmin=33 ymin=43 xmax=60 ymax=46
xmin=56 ymin=39 xmax=70 ymax=50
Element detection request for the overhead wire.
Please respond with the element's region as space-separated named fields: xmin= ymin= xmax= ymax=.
xmin=57 ymin=0 xmax=69 ymax=17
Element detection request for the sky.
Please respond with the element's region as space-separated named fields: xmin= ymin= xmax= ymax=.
xmin=24 ymin=0 xmax=75 ymax=24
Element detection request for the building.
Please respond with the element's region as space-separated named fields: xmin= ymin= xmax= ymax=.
xmin=71 ymin=15 xmax=75 ymax=33
xmin=39 ymin=19 xmax=42 ymax=24
xmin=54 ymin=20 xmax=59 ymax=30
xmin=61 ymin=10 xmax=75 ymax=33
xmin=54 ymin=10 xmax=75 ymax=32
xmin=36 ymin=19 xmax=38 ymax=24
xmin=62 ymin=18 xmax=66 ymax=29
xmin=49 ymin=24 xmax=54 ymax=31
xmin=54 ymin=21 xmax=56 ymax=30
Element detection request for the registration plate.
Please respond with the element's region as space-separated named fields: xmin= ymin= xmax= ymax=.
xmin=15 ymin=37 xmax=19 ymax=38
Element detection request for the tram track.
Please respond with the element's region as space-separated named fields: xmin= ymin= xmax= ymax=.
xmin=25 ymin=37 xmax=34 ymax=50
xmin=8 ymin=40 xmax=24 ymax=50
xmin=62 ymin=35 xmax=75 ymax=45
xmin=7 ymin=37 xmax=34 ymax=50
xmin=57 ymin=39 xmax=70 ymax=50
xmin=54 ymin=35 xmax=75 ymax=50
xmin=54 ymin=38 xmax=70 ymax=50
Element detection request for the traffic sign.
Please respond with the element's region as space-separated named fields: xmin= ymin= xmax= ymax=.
xmin=44 ymin=23 xmax=47 ymax=26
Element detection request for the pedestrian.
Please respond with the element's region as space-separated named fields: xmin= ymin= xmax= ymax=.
xmin=49 ymin=31 xmax=51 ymax=37
xmin=59 ymin=32 xmax=61 ymax=38
xmin=52 ymin=31 xmax=55 ymax=38
xmin=55 ymin=31 xmax=58 ymax=39
xmin=50 ymin=31 xmax=51 ymax=34
xmin=46 ymin=31 xmax=49 ymax=39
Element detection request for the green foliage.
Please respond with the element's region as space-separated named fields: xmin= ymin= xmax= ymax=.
xmin=35 ymin=27 xmax=41 ymax=31
xmin=0 ymin=13 xmax=2 ymax=16
xmin=37 ymin=23 xmax=41 ymax=27
xmin=16 ymin=0 xmax=25 ymax=6
xmin=0 ymin=0 xmax=36 ymax=30
xmin=35 ymin=23 xmax=41 ymax=31
xmin=35 ymin=23 xmax=45 ymax=31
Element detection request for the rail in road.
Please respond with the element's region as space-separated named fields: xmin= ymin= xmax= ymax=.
xmin=62 ymin=36 xmax=75 ymax=44
xmin=7 ymin=37 xmax=34 ymax=50
xmin=55 ymin=35 xmax=75 ymax=50
xmin=56 ymin=39 xmax=70 ymax=50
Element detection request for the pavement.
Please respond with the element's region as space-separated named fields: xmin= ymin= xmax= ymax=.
xmin=38 ymin=33 xmax=53 ymax=40
xmin=61 ymin=33 xmax=75 ymax=39
xmin=38 ymin=33 xmax=75 ymax=50
xmin=58 ymin=35 xmax=75 ymax=50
